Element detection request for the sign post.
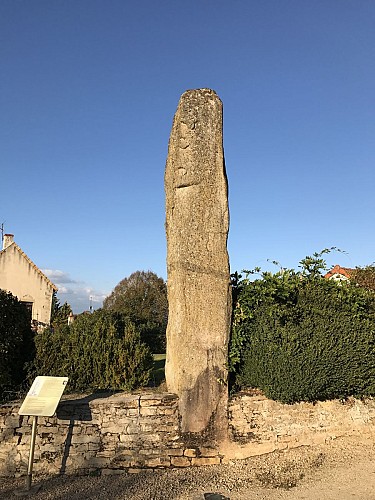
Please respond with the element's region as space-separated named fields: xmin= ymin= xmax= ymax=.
xmin=16 ymin=376 xmax=68 ymax=496
xmin=25 ymin=416 xmax=38 ymax=491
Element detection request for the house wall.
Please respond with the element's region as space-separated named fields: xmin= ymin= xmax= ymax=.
xmin=0 ymin=243 xmax=54 ymax=325
xmin=1 ymin=391 xmax=375 ymax=477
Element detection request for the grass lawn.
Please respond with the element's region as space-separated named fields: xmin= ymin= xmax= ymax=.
xmin=150 ymin=353 xmax=166 ymax=387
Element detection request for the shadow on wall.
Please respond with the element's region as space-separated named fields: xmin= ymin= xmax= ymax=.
xmin=56 ymin=392 xmax=113 ymax=474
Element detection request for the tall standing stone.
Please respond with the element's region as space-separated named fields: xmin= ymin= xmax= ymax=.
xmin=165 ymin=89 xmax=231 ymax=436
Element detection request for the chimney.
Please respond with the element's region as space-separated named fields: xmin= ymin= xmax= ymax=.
xmin=3 ymin=234 xmax=14 ymax=250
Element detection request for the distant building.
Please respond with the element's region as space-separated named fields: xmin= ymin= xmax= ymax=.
xmin=324 ymin=265 xmax=353 ymax=283
xmin=0 ymin=234 xmax=57 ymax=329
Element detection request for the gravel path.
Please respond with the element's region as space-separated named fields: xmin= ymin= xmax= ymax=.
xmin=1 ymin=436 xmax=375 ymax=499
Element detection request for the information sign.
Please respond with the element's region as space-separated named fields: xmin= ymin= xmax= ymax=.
xmin=19 ymin=376 xmax=69 ymax=417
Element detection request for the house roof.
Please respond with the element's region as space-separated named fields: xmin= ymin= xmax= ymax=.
xmin=324 ymin=265 xmax=353 ymax=280
xmin=0 ymin=241 xmax=58 ymax=291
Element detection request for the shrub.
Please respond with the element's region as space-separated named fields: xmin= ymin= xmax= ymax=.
xmin=32 ymin=309 xmax=153 ymax=392
xmin=0 ymin=290 xmax=35 ymax=401
xmin=230 ymin=254 xmax=375 ymax=403
xmin=351 ymin=264 xmax=375 ymax=292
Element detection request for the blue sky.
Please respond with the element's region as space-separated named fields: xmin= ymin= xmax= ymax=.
xmin=1 ymin=1 xmax=374 ymax=313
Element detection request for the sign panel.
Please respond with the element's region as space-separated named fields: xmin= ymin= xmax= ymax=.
xmin=19 ymin=376 xmax=69 ymax=416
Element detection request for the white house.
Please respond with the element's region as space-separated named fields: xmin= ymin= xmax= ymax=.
xmin=0 ymin=234 xmax=57 ymax=328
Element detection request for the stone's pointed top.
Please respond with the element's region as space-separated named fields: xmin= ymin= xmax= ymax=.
xmin=182 ymin=88 xmax=217 ymax=95
xmin=179 ymin=88 xmax=222 ymax=104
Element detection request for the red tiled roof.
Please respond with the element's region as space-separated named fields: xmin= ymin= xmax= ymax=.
xmin=324 ymin=265 xmax=353 ymax=279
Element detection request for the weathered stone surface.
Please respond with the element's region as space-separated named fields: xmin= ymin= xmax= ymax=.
xmin=165 ymin=88 xmax=231 ymax=435
xmin=191 ymin=456 xmax=221 ymax=466
xmin=145 ymin=456 xmax=171 ymax=467
xmin=183 ymin=448 xmax=197 ymax=458
xmin=171 ymin=456 xmax=191 ymax=467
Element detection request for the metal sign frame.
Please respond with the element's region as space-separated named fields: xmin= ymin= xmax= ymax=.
xmin=16 ymin=376 xmax=69 ymax=495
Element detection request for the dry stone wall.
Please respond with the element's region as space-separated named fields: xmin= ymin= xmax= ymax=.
xmin=1 ymin=391 xmax=375 ymax=477
xmin=0 ymin=392 xmax=222 ymax=478
xmin=228 ymin=393 xmax=375 ymax=456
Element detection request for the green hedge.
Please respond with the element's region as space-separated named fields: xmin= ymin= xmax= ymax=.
xmin=230 ymin=267 xmax=375 ymax=403
xmin=32 ymin=309 xmax=153 ymax=392
xmin=0 ymin=290 xmax=35 ymax=401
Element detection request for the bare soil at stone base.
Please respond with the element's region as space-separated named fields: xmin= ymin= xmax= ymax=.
xmin=1 ymin=435 xmax=375 ymax=499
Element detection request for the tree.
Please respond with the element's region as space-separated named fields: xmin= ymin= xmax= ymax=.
xmin=0 ymin=290 xmax=35 ymax=401
xmin=351 ymin=264 xmax=375 ymax=293
xmin=103 ymin=271 xmax=168 ymax=352
xmin=51 ymin=290 xmax=60 ymax=320
xmin=50 ymin=291 xmax=73 ymax=329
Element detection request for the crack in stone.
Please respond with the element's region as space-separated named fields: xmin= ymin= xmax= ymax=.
xmin=176 ymin=184 xmax=196 ymax=190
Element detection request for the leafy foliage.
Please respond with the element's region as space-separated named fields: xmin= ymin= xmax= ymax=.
xmin=351 ymin=264 xmax=375 ymax=292
xmin=230 ymin=251 xmax=375 ymax=403
xmin=298 ymin=247 xmax=344 ymax=278
xmin=103 ymin=270 xmax=168 ymax=352
xmin=0 ymin=290 xmax=35 ymax=401
xmin=32 ymin=309 xmax=153 ymax=392
xmin=50 ymin=291 xmax=73 ymax=329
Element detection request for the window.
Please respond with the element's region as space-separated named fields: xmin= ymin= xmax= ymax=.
xmin=21 ymin=301 xmax=33 ymax=319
